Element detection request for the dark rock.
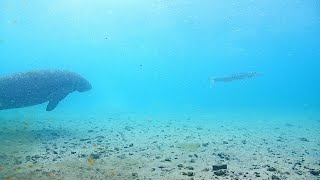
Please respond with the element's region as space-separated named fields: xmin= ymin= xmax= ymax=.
xmin=90 ymin=154 xmax=100 ymax=159
xmin=71 ymin=152 xmax=76 ymax=154
xmin=190 ymin=159 xmax=196 ymax=163
xmin=310 ymin=170 xmax=320 ymax=176
xmin=78 ymin=154 xmax=86 ymax=158
xmin=185 ymin=166 xmax=194 ymax=170
xmin=51 ymin=133 xmax=59 ymax=136
xmin=129 ymin=143 xmax=134 ymax=147
xmin=214 ymin=170 xmax=227 ymax=176
xmin=271 ymin=175 xmax=281 ymax=180
xmin=177 ymin=164 xmax=183 ymax=168
xmin=212 ymin=164 xmax=227 ymax=171
xmin=202 ymin=168 xmax=210 ymax=172
xmin=182 ymin=172 xmax=194 ymax=176
xmin=164 ymin=158 xmax=171 ymax=162
xmin=285 ymin=123 xmax=294 ymax=127
xmin=299 ymin=138 xmax=309 ymax=142
xmin=217 ymin=153 xmax=230 ymax=160
xmin=202 ymin=143 xmax=209 ymax=147
xmin=267 ymin=167 xmax=277 ymax=172
xmin=88 ymin=130 xmax=94 ymax=133
xmin=125 ymin=126 xmax=134 ymax=131
xmin=117 ymin=154 xmax=126 ymax=159
xmin=132 ymin=172 xmax=138 ymax=177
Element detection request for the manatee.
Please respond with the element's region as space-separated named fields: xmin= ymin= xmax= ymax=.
xmin=0 ymin=70 xmax=92 ymax=111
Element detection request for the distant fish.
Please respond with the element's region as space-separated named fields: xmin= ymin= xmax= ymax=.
xmin=210 ymin=72 xmax=260 ymax=84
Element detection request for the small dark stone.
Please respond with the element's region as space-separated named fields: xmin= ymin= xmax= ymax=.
xmin=90 ymin=154 xmax=100 ymax=159
xmin=78 ymin=154 xmax=86 ymax=158
xmin=88 ymin=130 xmax=94 ymax=133
xmin=202 ymin=142 xmax=209 ymax=147
xmin=217 ymin=153 xmax=230 ymax=160
xmin=190 ymin=159 xmax=196 ymax=163
xmin=129 ymin=143 xmax=134 ymax=147
xmin=310 ymin=170 xmax=320 ymax=176
xmin=132 ymin=172 xmax=138 ymax=177
xmin=71 ymin=152 xmax=76 ymax=154
xmin=51 ymin=133 xmax=59 ymax=136
xmin=124 ymin=126 xmax=134 ymax=131
xmin=164 ymin=158 xmax=171 ymax=162
xmin=177 ymin=164 xmax=183 ymax=168
xmin=212 ymin=164 xmax=227 ymax=171
xmin=267 ymin=167 xmax=277 ymax=172
xmin=214 ymin=170 xmax=227 ymax=176
xmin=185 ymin=166 xmax=194 ymax=170
xmin=202 ymin=168 xmax=210 ymax=172
xmin=182 ymin=172 xmax=194 ymax=176
xmin=271 ymin=175 xmax=281 ymax=180
xmin=117 ymin=154 xmax=126 ymax=159
xmin=298 ymin=138 xmax=309 ymax=142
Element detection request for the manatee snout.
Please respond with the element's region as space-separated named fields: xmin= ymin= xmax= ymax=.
xmin=77 ymin=78 xmax=92 ymax=92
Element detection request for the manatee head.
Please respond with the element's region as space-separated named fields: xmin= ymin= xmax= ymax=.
xmin=76 ymin=76 xmax=92 ymax=92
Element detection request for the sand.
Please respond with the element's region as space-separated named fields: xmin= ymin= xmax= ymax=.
xmin=0 ymin=110 xmax=319 ymax=180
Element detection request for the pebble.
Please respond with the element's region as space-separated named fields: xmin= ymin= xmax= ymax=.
xmin=267 ymin=167 xmax=277 ymax=172
xmin=212 ymin=164 xmax=227 ymax=171
xmin=182 ymin=172 xmax=194 ymax=176
xmin=177 ymin=164 xmax=183 ymax=168
xmin=310 ymin=170 xmax=320 ymax=176
xmin=271 ymin=175 xmax=281 ymax=180
xmin=214 ymin=170 xmax=227 ymax=176
xmin=202 ymin=143 xmax=209 ymax=147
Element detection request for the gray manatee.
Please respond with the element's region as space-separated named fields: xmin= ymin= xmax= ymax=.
xmin=0 ymin=70 xmax=92 ymax=111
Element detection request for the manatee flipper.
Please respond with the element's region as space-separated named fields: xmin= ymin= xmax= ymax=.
xmin=46 ymin=89 xmax=71 ymax=111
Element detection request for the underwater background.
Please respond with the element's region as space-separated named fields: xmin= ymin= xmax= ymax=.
xmin=1 ymin=1 xmax=320 ymax=179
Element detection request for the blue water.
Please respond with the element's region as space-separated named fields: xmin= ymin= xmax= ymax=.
xmin=1 ymin=1 xmax=319 ymax=179
xmin=1 ymin=0 xmax=319 ymax=113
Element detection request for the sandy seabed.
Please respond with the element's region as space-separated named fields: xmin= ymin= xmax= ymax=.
xmin=0 ymin=110 xmax=319 ymax=180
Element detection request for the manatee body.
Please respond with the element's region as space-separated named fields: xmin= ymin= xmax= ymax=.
xmin=0 ymin=70 xmax=92 ymax=111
